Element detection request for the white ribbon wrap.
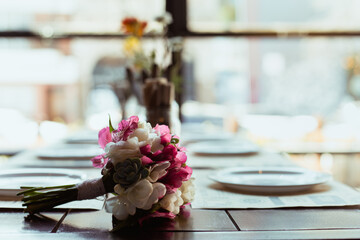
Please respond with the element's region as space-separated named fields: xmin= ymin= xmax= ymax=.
xmin=77 ymin=178 xmax=106 ymax=200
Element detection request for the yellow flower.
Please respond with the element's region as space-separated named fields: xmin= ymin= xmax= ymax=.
xmin=123 ymin=36 xmax=141 ymax=56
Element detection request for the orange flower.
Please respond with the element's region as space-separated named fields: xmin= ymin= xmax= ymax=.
xmin=121 ymin=17 xmax=147 ymax=37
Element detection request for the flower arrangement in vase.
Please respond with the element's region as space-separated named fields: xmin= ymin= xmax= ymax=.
xmin=121 ymin=14 xmax=184 ymax=112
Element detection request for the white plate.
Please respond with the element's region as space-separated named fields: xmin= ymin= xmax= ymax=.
xmin=24 ymin=160 xmax=93 ymax=168
xmin=189 ymin=141 xmax=259 ymax=155
xmin=36 ymin=145 xmax=103 ymax=160
xmin=182 ymin=132 xmax=234 ymax=144
xmin=210 ymin=167 xmax=332 ymax=194
xmin=66 ymin=138 xmax=98 ymax=144
xmin=0 ymin=168 xmax=86 ymax=197
xmin=65 ymin=132 xmax=98 ymax=144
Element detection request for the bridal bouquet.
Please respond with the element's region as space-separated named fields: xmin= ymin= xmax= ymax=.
xmin=18 ymin=116 xmax=194 ymax=231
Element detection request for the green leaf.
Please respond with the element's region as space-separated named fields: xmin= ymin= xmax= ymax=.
xmin=171 ymin=137 xmax=179 ymax=144
xmin=17 ymin=184 xmax=76 ymax=196
xmin=108 ymin=114 xmax=115 ymax=133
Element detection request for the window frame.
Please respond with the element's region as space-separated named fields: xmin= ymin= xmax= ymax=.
xmin=166 ymin=0 xmax=360 ymax=38
xmin=1 ymin=0 xmax=360 ymax=39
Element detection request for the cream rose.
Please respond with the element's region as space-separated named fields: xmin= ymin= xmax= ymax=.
xmin=105 ymin=137 xmax=142 ymax=164
xmin=180 ymin=178 xmax=195 ymax=203
xmin=109 ymin=180 xmax=166 ymax=220
xmin=126 ymin=179 xmax=166 ymax=210
xmin=159 ymin=189 xmax=184 ymax=214
xmin=129 ymin=121 xmax=163 ymax=151
xmin=130 ymin=121 xmax=152 ymax=143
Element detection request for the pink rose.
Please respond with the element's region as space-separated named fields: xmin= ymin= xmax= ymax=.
xmin=160 ymin=133 xmax=172 ymax=145
xmin=154 ymin=124 xmax=172 ymax=145
xmin=169 ymin=151 xmax=187 ymax=169
xmin=158 ymin=144 xmax=177 ymax=161
xmin=154 ymin=124 xmax=170 ymax=135
xmin=140 ymin=144 xmax=178 ymax=163
xmin=140 ymin=144 xmax=152 ymax=156
xmin=159 ymin=165 xmax=193 ymax=192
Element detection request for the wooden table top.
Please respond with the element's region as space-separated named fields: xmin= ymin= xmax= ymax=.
xmin=1 ymin=143 xmax=360 ymax=239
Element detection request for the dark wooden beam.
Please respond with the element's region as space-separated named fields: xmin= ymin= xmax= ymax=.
xmin=166 ymin=0 xmax=187 ymax=37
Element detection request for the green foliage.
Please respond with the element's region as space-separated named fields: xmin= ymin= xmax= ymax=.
xmin=17 ymin=184 xmax=78 ymax=214
xmin=109 ymin=114 xmax=115 ymax=133
xmin=170 ymin=137 xmax=179 ymax=145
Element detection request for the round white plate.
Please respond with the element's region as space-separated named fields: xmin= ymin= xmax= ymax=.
xmin=66 ymin=138 xmax=98 ymax=144
xmin=189 ymin=141 xmax=259 ymax=155
xmin=66 ymin=132 xmax=98 ymax=144
xmin=182 ymin=133 xmax=234 ymax=144
xmin=36 ymin=145 xmax=103 ymax=160
xmin=210 ymin=167 xmax=332 ymax=194
xmin=25 ymin=160 xmax=93 ymax=168
xmin=0 ymin=168 xmax=86 ymax=196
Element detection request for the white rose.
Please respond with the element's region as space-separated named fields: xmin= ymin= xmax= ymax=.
xmin=130 ymin=121 xmax=164 ymax=151
xmin=130 ymin=121 xmax=151 ymax=143
xmin=148 ymin=161 xmax=170 ymax=182
xmin=160 ymin=189 xmax=184 ymax=215
xmin=180 ymin=178 xmax=195 ymax=203
xmin=108 ymin=181 xmax=166 ymax=220
xmin=142 ymin=183 xmax=167 ymax=209
xmin=105 ymin=137 xmax=142 ymax=164
xmin=126 ymin=179 xmax=166 ymax=210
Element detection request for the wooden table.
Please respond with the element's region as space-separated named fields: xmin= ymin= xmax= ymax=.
xmin=2 ymin=147 xmax=360 ymax=239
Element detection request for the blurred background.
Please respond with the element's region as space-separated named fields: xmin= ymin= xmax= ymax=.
xmin=1 ymin=0 xmax=360 ymax=187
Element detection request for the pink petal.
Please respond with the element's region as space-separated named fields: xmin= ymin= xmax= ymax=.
xmin=91 ymin=154 xmax=107 ymax=168
xmin=182 ymin=165 xmax=193 ymax=181
xmin=140 ymin=144 xmax=152 ymax=155
xmin=115 ymin=115 xmax=139 ymax=141
xmin=169 ymin=150 xmax=187 ymax=169
xmin=159 ymin=166 xmax=193 ymax=191
xmin=162 ymin=144 xmax=177 ymax=158
xmin=175 ymin=151 xmax=187 ymax=165
xmin=98 ymin=127 xmax=111 ymax=149
xmin=160 ymin=133 xmax=172 ymax=145
xmin=141 ymin=156 xmax=153 ymax=165
xmin=154 ymin=124 xmax=170 ymax=135
xmin=179 ymin=146 xmax=187 ymax=152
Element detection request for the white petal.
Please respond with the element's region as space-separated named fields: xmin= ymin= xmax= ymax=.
xmin=143 ymin=183 xmax=166 ymax=210
xmin=104 ymin=196 xmax=118 ymax=213
xmin=112 ymin=202 xmax=130 ymax=220
xmin=105 ymin=196 xmax=131 ymax=221
xmin=148 ymin=161 xmax=170 ymax=182
xmin=151 ymin=137 xmax=164 ymax=152
xmin=105 ymin=142 xmax=115 ymax=153
xmin=127 ymin=179 xmax=153 ymax=208
xmin=126 ymin=202 xmax=136 ymax=215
